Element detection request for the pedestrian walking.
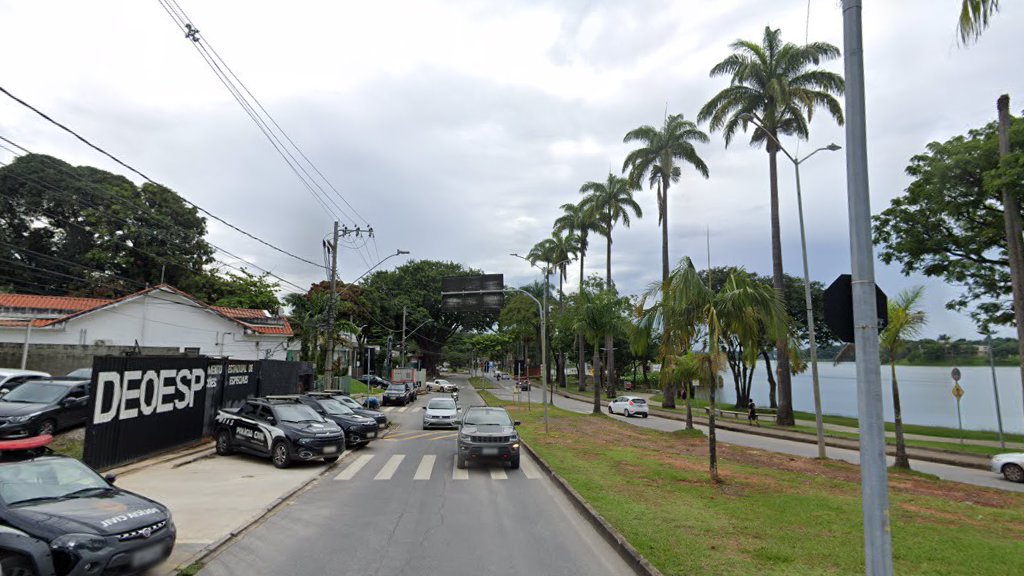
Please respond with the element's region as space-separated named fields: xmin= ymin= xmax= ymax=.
xmin=747 ymin=399 xmax=759 ymax=426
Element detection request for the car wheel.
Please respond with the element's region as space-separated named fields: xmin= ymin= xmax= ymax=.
xmin=324 ymin=456 xmax=339 ymax=464
xmin=216 ymin=430 xmax=234 ymax=455
xmin=37 ymin=419 xmax=56 ymax=437
xmin=1004 ymin=463 xmax=1024 ymax=483
xmin=457 ymin=454 xmax=467 ymax=469
xmin=510 ymin=456 xmax=520 ymax=470
xmin=641 ymin=413 xmax=649 ymax=419
xmin=0 ymin=554 xmax=37 ymax=576
xmin=607 ymin=405 xmax=613 ymax=414
xmin=271 ymin=441 xmax=292 ymax=469
xmin=625 ymin=409 xmax=633 ymax=418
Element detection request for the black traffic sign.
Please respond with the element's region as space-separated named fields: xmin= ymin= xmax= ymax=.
xmin=823 ymin=274 xmax=889 ymax=344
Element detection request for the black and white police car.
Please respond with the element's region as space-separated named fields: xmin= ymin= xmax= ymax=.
xmin=214 ymin=397 xmax=345 ymax=469
xmin=0 ymin=435 xmax=175 ymax=576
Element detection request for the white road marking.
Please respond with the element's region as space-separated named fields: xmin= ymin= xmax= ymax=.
xmin=334 ymin=454 xmax=374 ymax=480
xmin=520 ymin=455 xmax=542 ymax=480
xmin=453 ymin=455 xmax=469 ymax=480
xmin=490 ymin=467 xmax=508 ymax=480
xmin=414 ymin=455 xmax=436 ymax=480
xmin=374 ymin=454 xmax=405 ymax=480
xmin=397 ymin=406 xmax=409 ymax=413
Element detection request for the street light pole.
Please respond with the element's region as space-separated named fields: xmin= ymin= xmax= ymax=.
xmin=324 ymin=221 xmax=339 ymax=390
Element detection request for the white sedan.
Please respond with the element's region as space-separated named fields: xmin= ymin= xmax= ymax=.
xmin=425 ymin=379 xmax=457 ymax=392
xmin=991 ymin=453 xmax=1024 ymax=483
xmin=608 ymin=396 xmax=649 ymax=418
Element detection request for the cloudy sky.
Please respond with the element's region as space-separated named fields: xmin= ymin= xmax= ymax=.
xmin=1 ymin=0 xmax=1021 ymax=338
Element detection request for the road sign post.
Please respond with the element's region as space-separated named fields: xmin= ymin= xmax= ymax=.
xmin=951 ymin=368 xmax=965 ymax=445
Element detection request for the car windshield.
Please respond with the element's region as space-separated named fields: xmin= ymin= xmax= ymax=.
xmin=318 ymin=398 xmax=354 ymax=415
xmin=273 ymin=404 xmax=324 ymax=423
xmin=2 ymin=382 xmax=67 ymax=404
xmin=428 ymin=398 xmax=456 ymax=410
xmin=0 ymin=458 xmax=111 ymax=506
xmin=387 ymin=384 xmax=406 ymax=392
xmin=463 ymin=409 xmax=512 ymax=426
xmin=66 ymin=368 xmax=92 ymax=379
xmin=334 ymin=396 xmax=361 ymax=408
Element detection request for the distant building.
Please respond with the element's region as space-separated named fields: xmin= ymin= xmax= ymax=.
xmin=0 ymin=284 xmax=295 ymax=375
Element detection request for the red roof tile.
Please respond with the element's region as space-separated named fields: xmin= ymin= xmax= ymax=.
xmin=0 ymin=294 xmax=111 ymax=312
xmin=211 ymin=306 xmax=269 ymax=319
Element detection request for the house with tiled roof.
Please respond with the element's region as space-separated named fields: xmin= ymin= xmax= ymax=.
xmin=0 ymin=285 xmax=296 ymax=375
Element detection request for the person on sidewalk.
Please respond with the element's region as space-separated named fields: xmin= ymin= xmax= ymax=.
xmin=747 ymin=399 xmax=759 ymax=426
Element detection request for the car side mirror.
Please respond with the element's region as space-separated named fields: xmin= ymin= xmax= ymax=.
xmin=422 ymin=406 xmax=427 ymax=410
xmin=514 ymin=421 xmax=521 ymax=426
xmin=266 ymin=416 xmax=276 ymax=425
xmin=104 ymin=474 xmax=117 ymax=485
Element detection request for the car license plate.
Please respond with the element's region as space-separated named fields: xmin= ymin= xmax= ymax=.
xmin=132 ymin=544 xmax=165 ymax=568
xmin=370 ymin=430 xmax=377 ymax=438
xmin=482 ymin=447 xmax=498 ymax=456
xmin=323 ymin=445 xmax=338 ymax=454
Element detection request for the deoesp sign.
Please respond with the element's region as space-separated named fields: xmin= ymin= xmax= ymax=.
xmin=93 ymin=368 xmax=206 ymax=424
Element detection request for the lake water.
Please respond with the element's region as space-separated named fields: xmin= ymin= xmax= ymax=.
xmin=711 ymin=363 xmax=1024 ymax=435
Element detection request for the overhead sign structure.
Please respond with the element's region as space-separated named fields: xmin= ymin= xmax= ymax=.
xmin=441 ymin=274 xmax=505 ymax=311
xmin=823 ymin=274 xmax=889 ymax=344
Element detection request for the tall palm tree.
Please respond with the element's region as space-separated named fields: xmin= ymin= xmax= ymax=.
xmin=880 ymin=286 xmax=928 ymax=470
xmin=580 ymin=173 xmax=642 ymax=396
xmin=959 ymin=0 xmax=1000 ymax=45
xmin=623 ymin=114 xmax=709 ymax=285
xmin=527 ymin=233 xmax=579 ymax=387
xmin=554 ymin=202 xmax=605 ymax=391
xmin=698 ymin=26 xmax=844 ymax=426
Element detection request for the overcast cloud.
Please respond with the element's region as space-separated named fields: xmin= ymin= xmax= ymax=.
xmin=1 ymin=0 xmax=1022 ymax=338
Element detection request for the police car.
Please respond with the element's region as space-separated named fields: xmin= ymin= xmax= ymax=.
xmin=0 ymin=435 xmax=175 ymax=576
xmin=214 ymin=398 xmax=345 ymax=468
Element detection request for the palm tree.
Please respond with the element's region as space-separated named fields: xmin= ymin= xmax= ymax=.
xmin=572 ymin=287 xmax=627 ymax=413
xmin=527 ymin=233 xmax=579 ymax=386
xmin=698 ymin=26 xmax=844 ymax=426
xmin=959 ymin=0 xmax=1001 ymax=45
xmin=554 ymin=202 xmax=605 ymax=392
xmin=580 ymin=173 xmax=642 ymax=397
xmin=623 ymin=114 xmax=709 ymax=285
xmin=880 ymin=286 xmax=927 ymax=470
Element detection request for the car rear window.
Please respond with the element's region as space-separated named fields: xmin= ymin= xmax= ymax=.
xmin=632 ymin=398 xmax=646 ymax=404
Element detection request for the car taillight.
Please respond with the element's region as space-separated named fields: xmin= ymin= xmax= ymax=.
xmin=628 ymin=400 xmax=634 ymax=406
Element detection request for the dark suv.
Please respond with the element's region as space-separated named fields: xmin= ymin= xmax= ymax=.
xmin=383 ymin=383 xmax=413 ymax=406
xmin=0 ymin=379 xmax=90 ymax=438
xmin=293 ymin=394 xmax=379 ymax=447
xmin=456 ymin=406 xmax=520 ymax=469
xmin=214 ymin=398 xmax=345 ymax=468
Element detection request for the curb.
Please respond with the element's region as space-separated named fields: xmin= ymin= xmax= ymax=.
xmin=166 ymin=425 xmax=395 ymax=574
xmin=551 ymin=389 xmax=991 ymax=471
xmin=108 ymin=441 xmax=215 ymax=477
xmin=520 ymin=441 xmax=663 ymax=576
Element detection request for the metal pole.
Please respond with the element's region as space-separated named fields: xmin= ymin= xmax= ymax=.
xmin=20 ymin=319 xmax=33 ymax=369
xmin=542 ymin=267 xmax=549 ymax=433
xmin=795 ymin=161 xmax=827 ymax=459
xmin=956 ymin=394 xmax=964 ymax=445
xmin=986 ymin=333 xmax=1006 ymax=449
xmin=842 ymin=2 xmax=893 ymax=574
xmin=402 ymin=306 xmax=407 ymax=365
xmin=324 ymin=221 xmax=340 ymax=390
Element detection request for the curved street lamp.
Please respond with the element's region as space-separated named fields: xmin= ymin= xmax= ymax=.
xmin=352 ymin=249 xmax=411 ymax=284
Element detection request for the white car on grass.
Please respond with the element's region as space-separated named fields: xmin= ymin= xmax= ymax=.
xmin=991 ymin=453 xmax=1024 ymax=483
xmin=608 ymin=396 xmax=649 ymax=418
xmin=425 ymin=379 xmax=457 ymax=393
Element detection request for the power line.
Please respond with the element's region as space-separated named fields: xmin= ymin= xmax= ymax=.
xmin=0 ymin=85 xmax=325 ymax=271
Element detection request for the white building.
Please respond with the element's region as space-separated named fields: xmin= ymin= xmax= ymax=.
xmin=0 ymin=285 xmax=295 ymax=374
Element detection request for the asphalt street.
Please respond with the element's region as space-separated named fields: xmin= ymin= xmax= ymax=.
xmin=494 ymin=376 xmax=1024 ymax=493
xmin=201 ymin=377 xmax=635 ymax=576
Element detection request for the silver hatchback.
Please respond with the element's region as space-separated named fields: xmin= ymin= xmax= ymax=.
xmin=422 ymin=397 xmax=459 ymax=429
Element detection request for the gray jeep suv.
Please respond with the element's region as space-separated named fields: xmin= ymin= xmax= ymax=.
xmin=456 ymin=406 xmax=520 ymax=469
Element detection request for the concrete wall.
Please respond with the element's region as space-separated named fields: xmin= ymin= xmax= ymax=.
xmin=0 ymin=288 xmax=290 ymax=365
xmin=0 ymin=343 xmax=181 ymax=377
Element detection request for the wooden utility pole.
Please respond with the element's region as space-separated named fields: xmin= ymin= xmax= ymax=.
xmin=997 ymin=95 xmax=1024 ymax=422
xmin=323 ymin=221 xmax=339 ymax=388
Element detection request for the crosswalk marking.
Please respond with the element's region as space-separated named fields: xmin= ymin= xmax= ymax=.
xmin=452 ymin=455 xmax=469 ymax=480
xmin=374 ymin=455 xmax=405 ymax=480
xmin=414 ymin=455 xmax=435 ymax=480
xmin=397 ymin=406 xmax=409 ymax=413
xmin=520 ymin=456 xmax=542 ymax=480
xmin=335 ymin=454 xmax=374 ymax=480
xmin=490 ymin=468 xmax=508 ymax=480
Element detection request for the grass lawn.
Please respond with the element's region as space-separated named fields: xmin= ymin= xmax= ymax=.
xmin=50 ymin=433 xmax=84 ymax=460
xmin=480 ymin=396 xmax=1024 ymax=575
xmin=788 ymin=410 xmax=1023 ymax=444
xmin=469 ymin=376 xmax=497 ymax=390
xmin=768 ymin=423 xmax=1006 ymax=457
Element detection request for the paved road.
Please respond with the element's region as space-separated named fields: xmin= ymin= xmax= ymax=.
xmin=491 ymin=376 xmax=1024 ymax=493
xmin=202 ymin=377 xmax=634 ymax=576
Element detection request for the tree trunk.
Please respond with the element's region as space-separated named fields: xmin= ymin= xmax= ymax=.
xmin=605 ymin=217 xmax=615 ymax=399
xmin=996 ymin=95 xmax=1024 ymax=425
xmin=890 ymin=361 xmax=911 ymax=469
xmin=559 ymin=271 xmax=567 ymax=388
xmin=684 ymin=378 xmax=693 ymax=430
xmin=578 ymin=248 xmax=587 ymax=392
xmin=761 ymin=349 xmax=778 ymax=408
xmin=661 ymin=179 xmax=670 ymax=284
xmin=707 ymin=357 xmax=719 ymax=482
xmin=592 ymin=341 xmax=602 ymax=414
xmin=768 ymin=145 xmax=794 ymax=426
xmin=642 ymin=362 xmax=649 ymax=387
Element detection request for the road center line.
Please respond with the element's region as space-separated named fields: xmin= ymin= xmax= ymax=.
xmin=374 ymin=454 xmax=405 ymax=480
xmin=334 ymin=454 xmax=374 ymax=480
xmin=413 ymin=455 xmax=436 ymax=480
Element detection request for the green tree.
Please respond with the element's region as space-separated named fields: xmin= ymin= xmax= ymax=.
xmin=527 ymin=231 xmax=580 ymax=387
xmin=874 ymin=115 xmax=1024 ymax=328
xmin=203 ymin=269 xmax=281 ymax=312
xmin=880 ymin=286 xmax=928 ymax=470
xmin=571 ymin=286 xmax=628 ymax=413
xmin=698 ymin=25 xmax=844 ymax=426
xmin=959 ymin=0 xmax=1001 ymax=45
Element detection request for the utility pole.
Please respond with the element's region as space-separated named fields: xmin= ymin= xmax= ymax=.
xmin=842 ymin=2 xmax=893 ymax=575
xmin=324 ymin=221 xmax=340 ymax=390
xmin=402 ymin=306 xmax=407 ymax=366
xmin=996 ymin=94 xmax=1024 ymax=424
xmin=20 ymin=319 xmax=33 ymax=369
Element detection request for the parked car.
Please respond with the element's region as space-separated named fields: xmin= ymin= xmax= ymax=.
xmin=0 ymin=369 xmax=50 ymax=396
xmin=991 ymin=453 xmax=1024 ymax=483
xmin=0 ymin=435 xmax=176 ymax=575
xmin=382 ymin=383 xmax=412 ymax=406
xmin=422 ymin=397 xmax=459 ymax=429
xmin=357 ymin=374 xmax=391 ymax=389
xmin=293 ymin=394 xmax=379 ymax=447
xmin=214 ymin=398 xmax=344 ymax=468
xmin=324 ymin=392 xmax=388 ymax=429
xmin=608 ymin=396 xmax=649 ymax=418
xmin=404 ymin=382 xmax=419 ymax=400
xmin=425 ymin=379 xmax=457 ymax=393
xmin=0 ymin=379 xmax=91 ymax=438
xmin=517 ymin=379 xmax=531 ymax=391
xmin=457 ymin=406 xmax=521 ymax=469
xmin=64 ymin=368 xmax=92 ymax=380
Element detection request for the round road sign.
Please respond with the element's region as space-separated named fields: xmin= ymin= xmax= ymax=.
xmin=951 ymin=367 xmax=961 ymax=382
